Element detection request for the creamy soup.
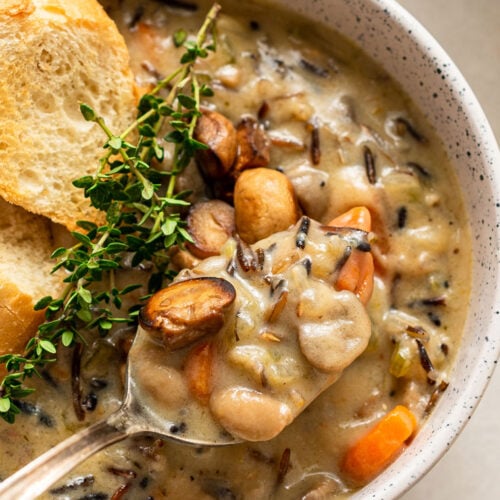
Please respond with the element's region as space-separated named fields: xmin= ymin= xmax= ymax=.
xmin=133 ymin=219 xmax=373 ymax=444
xmin=0 ymin=0 xmax=471 ymax=498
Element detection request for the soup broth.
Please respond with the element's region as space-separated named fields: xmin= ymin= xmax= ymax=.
xmin=0 ymin=0 xmax=471 ymax=498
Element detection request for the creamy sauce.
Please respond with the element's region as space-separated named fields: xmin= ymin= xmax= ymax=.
xmin=133 ymin=220 xmax=372 ymax=443
xmin=0 ymin=0 xmax=471 ymax=498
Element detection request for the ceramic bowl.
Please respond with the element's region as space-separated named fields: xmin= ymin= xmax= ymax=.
xmin=267 ymin=0 xmax=500 ymax=497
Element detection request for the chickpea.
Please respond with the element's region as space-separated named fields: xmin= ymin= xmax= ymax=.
xmin=210 ymin=386 xmax=293 ymax=441
xmin=234 ymin=168 xmax=300 ymax=244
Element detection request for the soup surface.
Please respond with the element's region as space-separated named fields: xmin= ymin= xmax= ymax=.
xmin=0 ymin=0 xmax=471 ymax=498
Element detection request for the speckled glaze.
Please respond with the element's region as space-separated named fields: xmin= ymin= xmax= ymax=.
xmin=263 ymin=0 xmax=500 ymax=497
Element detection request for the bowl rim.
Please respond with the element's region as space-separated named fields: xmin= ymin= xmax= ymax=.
xmin=261 ymin=0 xmax=500 ymax=497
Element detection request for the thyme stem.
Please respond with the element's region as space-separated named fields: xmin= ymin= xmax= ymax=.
xmin=0 ymin=3 xmax=221 ymax=424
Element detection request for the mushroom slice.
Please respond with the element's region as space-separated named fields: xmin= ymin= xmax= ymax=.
xmin=194 ymin=110 xmax=237 ymax=178
xmin=233 ymin=116 xmax=270 ymax=176
xmin=287 ymin=165 xmax=330 ymax=221
xmin=168 ymin=246 xmax=201 ymax=271
xmin=139 ymin=277 xmax=236 ymax=350
xmin=186 ymin=199 xmax=235 ymax=259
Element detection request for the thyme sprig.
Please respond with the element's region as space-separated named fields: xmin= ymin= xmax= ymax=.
xmin=0 ymin=3 xmax=221 ymax=424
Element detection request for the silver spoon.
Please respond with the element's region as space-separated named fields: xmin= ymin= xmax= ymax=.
xmin=0 ymin=327 xmax=238 ymax=500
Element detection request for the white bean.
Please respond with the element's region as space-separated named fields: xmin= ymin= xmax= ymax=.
xmin=132 ymin=337 xmax=189 ymax=408
xmin=210 ymin=386 xmax=293 ymax=441
xmin=298 ymin=288 xmax=371 ymax=373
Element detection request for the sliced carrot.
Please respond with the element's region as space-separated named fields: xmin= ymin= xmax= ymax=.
xmin=328 ymin=206 xmax=372 ymax=232
xmin=341 ymin=405 xmax=417 ymax=484
xmin=328 ymin=207 xmax=374 ymax=304
xmin=184 ymin=341 xmax=215 ymax=404
xmin=336 ymin=251 xmax=374 ymax=305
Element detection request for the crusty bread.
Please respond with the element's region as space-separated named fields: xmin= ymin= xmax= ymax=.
xmin=0 ymin=0 xmax=137 ymax=229
xmin=0 ymin=198 xmax=65 ymax=375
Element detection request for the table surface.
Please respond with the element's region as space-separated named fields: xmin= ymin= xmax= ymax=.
xmin=395 ymin=1 xmax=500 ymax=499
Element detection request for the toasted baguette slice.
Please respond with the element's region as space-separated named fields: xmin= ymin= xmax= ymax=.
xmin=0 ymin=198 xmax=65 ymax=376
xmin=0 ymin=0 xmax=137 ymax=229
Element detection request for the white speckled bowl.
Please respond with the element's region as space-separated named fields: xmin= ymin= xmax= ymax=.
xmin=266 ymin=0 xmax=500 ymax=497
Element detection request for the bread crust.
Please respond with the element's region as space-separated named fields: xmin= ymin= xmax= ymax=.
xmin=0 ymin=197 xmax=66 ymax=377
xmin=0 ymin=283 xmax=45 ymax=378
xmin=0 ymin=0 xmax=34 ymax=17
xmin=0 ymin=0 xmax=137 ymax=229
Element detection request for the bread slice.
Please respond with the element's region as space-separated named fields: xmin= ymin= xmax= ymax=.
xmin=0 ymin=198 xmax=65 ymax=375
xmin=0 ymin=0 xmax=137 ymax=229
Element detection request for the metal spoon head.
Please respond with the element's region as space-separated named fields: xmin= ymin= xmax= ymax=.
xmin=116 ymin=326 xmax=240 ymax=447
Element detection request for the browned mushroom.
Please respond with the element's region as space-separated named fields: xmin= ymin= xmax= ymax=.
xmin=168 ymin=246 xmax=201 ymax=271
xmin=194 ymin=110 xmax=237 ymax=179
xmin=186 ymin=199 xmax=235 ymax=259
xmin=234 ymin=168 xmax=300 ymax=244
xmin=139 ymin=277 xmax=236 ymax=350
xmin=233 ymin=117 xmax=270 ymax=176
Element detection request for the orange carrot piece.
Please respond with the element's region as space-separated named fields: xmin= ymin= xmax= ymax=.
xmin=342 ymin=405 xmax=417 ymax=483
xmin=328 ymin=206 xmax=372 ymax=232
xmin=336 ymin=251 xmax=374 ymax=304
xmin=328 ymin=207 xmax=374 ymax=304
xmin=184 ymin=341 xmax=214 ymax=403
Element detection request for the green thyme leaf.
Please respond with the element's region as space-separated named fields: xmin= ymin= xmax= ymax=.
xmin=173 ymin=28 xmax=188 ymax=47
xmin=80 ymin=103 xmax=97 ymax=122
xmin=61 ymin=330 xmax=74 ymax=347
xmin=39 ymin=340 xmax=56 ymax=354
xmin=76 ymin=220 xmax=98 ymax=232
xmin=71 ymin=232 xmax=93 ymax=248
xmin=76 ymin=308 xmax=93 ymax=323
xmin=141 ymin=179 xmax=155 ymax=200
xmin=161 ymin=219 xmax=178 ymax=236
xmin=0 ymin=398 xmax=11 ymax=413
xmin=177 ymin=94 xmax=197 ymax=109
xmin=99 ymin=319 xmax=113 ymax=331
xmin=34 ymin=296 xmax=53 ymax=311
xmin=72 ymin=176 xmax=94 ymax=189
xmin=165 ymin=130 xmax=185 ymax=144
xmin=78 ymin=287 xmax=93 ymax=304
xmin=108 ymin=136 xmax=123 ymax=152
xmin=138 ymin=123 xmax=156 ymax=137
xmin=158 ymin=104 xmax=174 ymax=116
xmin=200 ymin=84 xmax=214 ymax=97
xmin=105 ymin=242 xmax=129 ymax=253
xmin=177 ymin=226 xmax=194 ymax=243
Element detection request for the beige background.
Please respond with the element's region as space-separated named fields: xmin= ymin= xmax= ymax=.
xmin=396 ymin=1 xmax=500 ymax=498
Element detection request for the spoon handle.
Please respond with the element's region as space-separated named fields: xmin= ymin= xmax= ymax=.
xmin=0 ymin=415 xmax=128 ymax=500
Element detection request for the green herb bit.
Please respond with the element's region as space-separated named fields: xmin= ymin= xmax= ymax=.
xmin=0 ymin=3 xmax=221 ymax=424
